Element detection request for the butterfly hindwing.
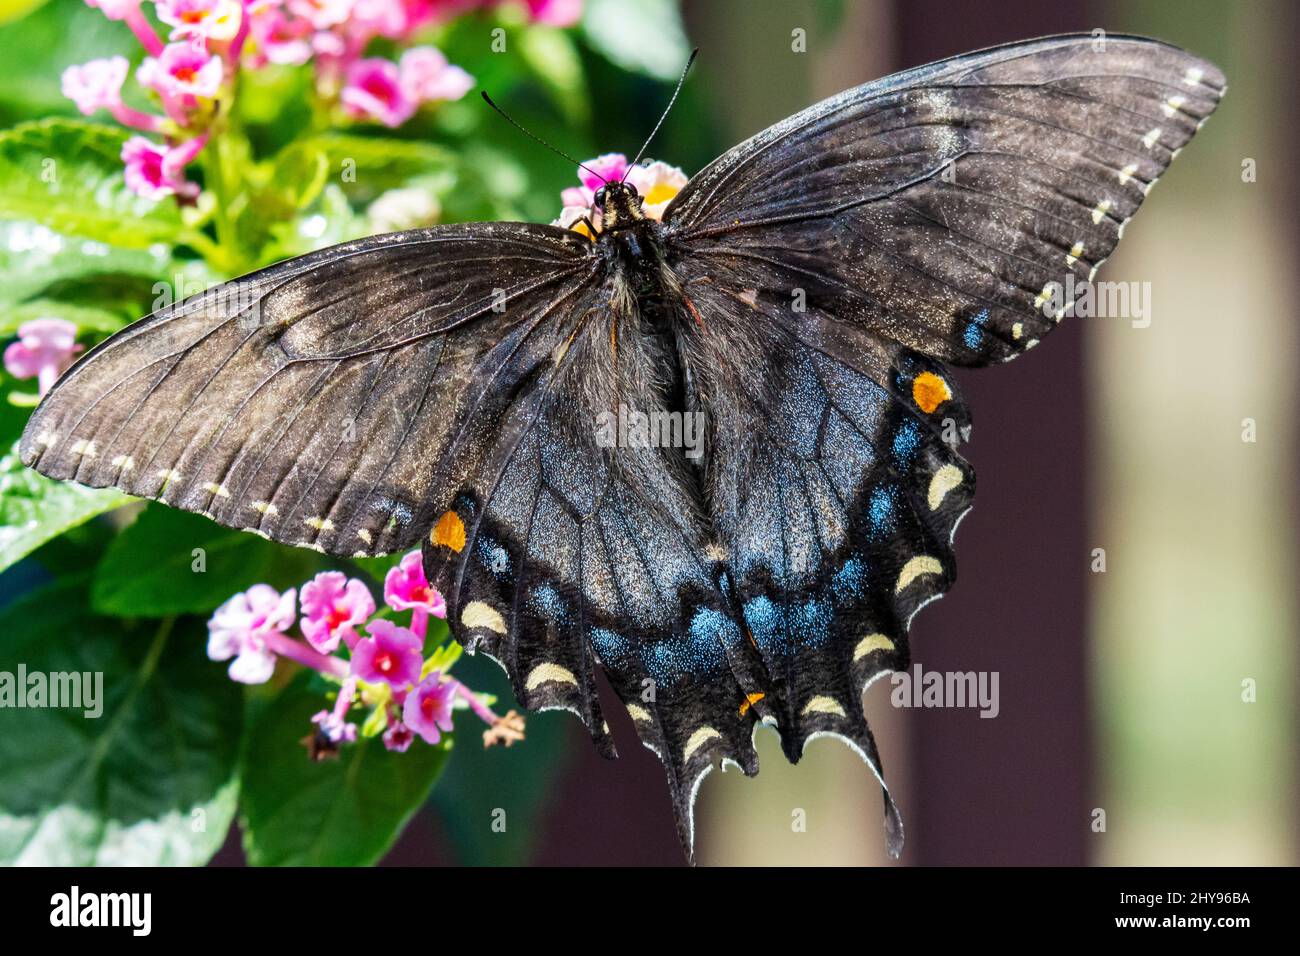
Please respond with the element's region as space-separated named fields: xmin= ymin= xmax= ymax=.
xmin=422 ymin=275 xmax=765 ymax=856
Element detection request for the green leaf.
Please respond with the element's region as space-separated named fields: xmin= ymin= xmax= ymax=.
xmin=0 ymin=220 xmax=171 ymax=307
xmin=0 ymin=586 xmax=243 ymax=865
xmin=0 ymin=438 xmax=127 ymax=576
xmin=0 ymin=119 xmax=184 ymax=248
xmin=91 ymin=505 xmax=326 ymax=618
xmin=240 ymin=673 xmax=451 ymax=865
xmin=581 ymin=0 xmax=691 ymax=81
xmin=290 ymin=133 xmax=457 ymax=205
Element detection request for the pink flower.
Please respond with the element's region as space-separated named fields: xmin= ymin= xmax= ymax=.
xmin=580 ymin=153 xmax=627 ymax=190
xmin=300 ymin=571 xmax=375 ymax=653
xmin=245 ymin=1 xmax=313 ymax=67
xmin=350 ymin=618 xmax=424 ymax=688
xmin=4 ymin=319 xmax=83 ymax=395
xmin=63 ymin=57 xmax=165 ymax=132
xmin=383 ymin=719 xmax=415 ymax=752
xmin=340 ymin=57 xmax=416 ymax=127
xmin=121 ymin=135 xmax=206 ymax=201
xmin=155 ymin=0 xmax=243 ymax=42
xmin=555 ymin=154 xmax=688 ymax=227
xmin=383 ymin=551 xmax=446 ymax=617
xmin=61 ymin=57 xmax=129 ymax=116
xmin=288 ymin=0 xmax=354 ymax=29
xmin=403 ymin=672 xmax=455 ymax=744
xmin=524 ymin=0 xmax=581 ymax=27
xmin=138 ymin=42 xmax=224 ymax=107
xmin=207 ymin=584 xmax=297 ymax=684
xmin=311 ymin=677 xmax=359 ymax=744
xmin=399 ymin=47 xmax=473 ymax=103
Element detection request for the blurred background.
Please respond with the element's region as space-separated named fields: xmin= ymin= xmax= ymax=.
xmin=0 ymin=0 xmax=1294 ymax=866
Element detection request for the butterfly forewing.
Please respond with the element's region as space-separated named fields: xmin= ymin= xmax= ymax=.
xmin=20 ymin=223 xmax=596 ymax=557
xmin=665 ymin=34 xmax=1225 ymax=365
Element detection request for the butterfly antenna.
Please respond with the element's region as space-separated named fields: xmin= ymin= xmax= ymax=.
xmin=481 ymin=91 xmax=608 ymax=184
xmin=623 ymin=47 xmax=699 ymax=180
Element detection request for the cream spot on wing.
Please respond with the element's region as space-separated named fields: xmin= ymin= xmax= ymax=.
xmin=1117 ymin=163 xmax=1138 ymax=186
xmin=683 ymin=726 xmax=721 ymax=761
xmin=1183 ymin=66 xmax=1204 ymax=86
xmin=853 ymin=633 xmax=896 ymax=661
xmin=1033 ymin=283 xmax=1055 ymax=309
xmin=1142 ymin=127 xmax=1162 ymax=149
xmin=202 ymin=482 xmax=231 ymax=498
xmin=1091 ymin=198 xmax=1113 ymax=224
xmin=70 ymin=439 xmax=97 ymax=459
xmin=524 ymin=663 xmax=578 ymax=691
xmin=703 ymin=542 xmax=728 ymax=562
xmin=462 ymin=600 xmax=507 ymax=634
xmin=352 ymin=550 xmax=369 ymax=558
xmin=245 ymin=528 xmax=271 ymax=540
xmin=252 ymin=500 xmax=278 ymax=515
xmin=1011 ymin=322 xmax=1023 ymax=340
xmin=110 ymin=454 xmax=134 ymax=471
xmin=626 ymin=703 xmax=651 ymax=723
xmin=155 ymin=468 xmax=183 ymax=484
xmin=34 ymin=430 xmax=56 ymax=447
xmin=1025 ymin=338 xmax=1040 ymax=349
xmin=1161 ymin=94 xmax=1186 ymax=117
xmin=357 ymin=528 xmax=372 ymax=544
xmin=801 ymin=696 xmax=846 ymax=718
xmin=304 ymin=516 xmax=335 ymax=531
xmin=895 ymin=555 xmax=943 ymax=593
xmin=927 ymin=464 xmax=964 ymax=511
xmin=1066 ymin=241 xmax=1084 ymax=266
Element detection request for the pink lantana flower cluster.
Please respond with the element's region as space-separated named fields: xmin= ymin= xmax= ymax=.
xmin=552 ymin=152 xmax=689 ymax=235
xmin=3 ymin=319 xmax=84 ymax=397
xmin=206 ymin=549 xmax=525 ymax=754
xmin=61 ymin=0 xmax=490 ymax=201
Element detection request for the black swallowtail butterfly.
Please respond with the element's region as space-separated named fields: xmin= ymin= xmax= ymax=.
xmin=21 ymin=34 xmax=1225 ymax=860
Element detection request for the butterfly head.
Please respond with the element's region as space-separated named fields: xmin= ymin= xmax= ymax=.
xmin=592 ymin=180 xmax=644 ymax=233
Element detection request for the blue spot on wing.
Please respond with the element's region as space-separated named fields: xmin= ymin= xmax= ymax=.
xmin=964 ymin=308 xmax=990 ymax=350
xmin=867 ymin=484 xmax=898 ymax=537
xmin=891 ymin=420 xmax=921 ymax=467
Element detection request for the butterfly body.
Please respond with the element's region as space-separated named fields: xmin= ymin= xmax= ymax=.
xmin=20 ymin=35 xmax=1226 ymax=861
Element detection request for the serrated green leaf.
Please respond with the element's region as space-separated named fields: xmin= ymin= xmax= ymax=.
xmin=0 ymin=587 xmax=242 ymax=865
xmin=0 ymin=438 xmax=127 ymax=576
xmin=240 ymin=673 xmax=451 ymax=865
xmin=0 ymin=119 xmax=185 ymax=247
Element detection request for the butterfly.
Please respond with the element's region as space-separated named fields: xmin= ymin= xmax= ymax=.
xmin=20 ymin=34 xmax=1224 ymax=861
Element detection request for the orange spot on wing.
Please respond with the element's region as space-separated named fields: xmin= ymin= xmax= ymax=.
xmin=739 ymin=692 xmax=765 ymax=716
xmin=912 ymin=371 xmax=951 ymax=414
xmin=430 ymin=510 xmax=466 ymax=552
